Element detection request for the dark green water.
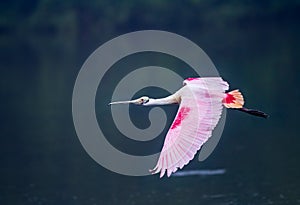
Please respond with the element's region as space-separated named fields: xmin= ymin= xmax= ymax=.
xmin=1 ymin=1 xmax=300 ymax=204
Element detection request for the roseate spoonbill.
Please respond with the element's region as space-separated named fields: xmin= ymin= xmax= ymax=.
xmin=109 ymin=77 xmax=268 ymax=177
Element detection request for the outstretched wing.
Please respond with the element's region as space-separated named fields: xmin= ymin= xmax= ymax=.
xmin=150 ymin=77 xmax=229 ymax=177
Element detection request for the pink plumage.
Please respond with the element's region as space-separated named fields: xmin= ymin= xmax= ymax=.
xmin=109 ymin=77 xmax=268 ymax=178
xmin=150 ymin=77 xmax=229 ymax=177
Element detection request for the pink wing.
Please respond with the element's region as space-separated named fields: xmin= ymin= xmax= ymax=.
xmin=150 ymin=77 xmax=229 ymax=177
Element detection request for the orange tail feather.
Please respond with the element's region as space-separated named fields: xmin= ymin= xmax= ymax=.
xmin=223 ymin=89 xmax=244 ymax=108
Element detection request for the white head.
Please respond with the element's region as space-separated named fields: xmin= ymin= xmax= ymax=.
xmin=109 ymin=96 xmax=150 ymax=106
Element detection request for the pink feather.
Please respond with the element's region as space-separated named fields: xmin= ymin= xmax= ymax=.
xmin=150 ymin=77 xmax=229 ymax=177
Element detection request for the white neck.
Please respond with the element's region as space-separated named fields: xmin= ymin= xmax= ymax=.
xmin=144 ymin=95 xmax=179 ymax=106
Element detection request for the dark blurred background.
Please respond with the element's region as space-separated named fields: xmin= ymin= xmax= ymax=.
xmin=1 ymin=0 xmax=300 ymax=204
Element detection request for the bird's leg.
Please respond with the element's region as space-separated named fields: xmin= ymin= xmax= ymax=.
xmin=234 ymin=107 xmax=269 ymax=118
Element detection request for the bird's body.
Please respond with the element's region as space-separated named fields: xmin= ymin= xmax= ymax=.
xmin=109 ymin=77 xmax=268 ymax=177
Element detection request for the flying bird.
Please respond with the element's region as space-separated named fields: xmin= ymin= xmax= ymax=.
xmin=109 ymin=77 xmax=268 ymax=177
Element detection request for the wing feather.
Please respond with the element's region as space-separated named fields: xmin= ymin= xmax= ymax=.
xmin=150 ymin=77 xmax=229 ymax=177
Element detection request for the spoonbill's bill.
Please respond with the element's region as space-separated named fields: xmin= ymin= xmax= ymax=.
xmin=109 ymin=77 xmax=268 ymax=177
